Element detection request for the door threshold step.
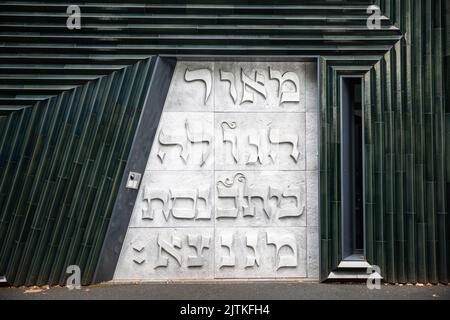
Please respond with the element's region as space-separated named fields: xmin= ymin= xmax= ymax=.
xmin=327 ymin=271 xmax=383 ymax=280
xmin=338 ymin=260 xmax=372 ymax=269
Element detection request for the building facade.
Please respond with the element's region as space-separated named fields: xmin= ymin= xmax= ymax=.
xmin=0 ymin=0 xmax=448 ymax=286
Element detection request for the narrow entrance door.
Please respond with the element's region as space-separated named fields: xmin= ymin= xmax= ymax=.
xmin=341 ymin=77 xmax=365 ymax=261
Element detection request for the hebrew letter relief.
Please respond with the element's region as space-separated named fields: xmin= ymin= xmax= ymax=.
xmin=243 ymin=186 xmax=270 ymax=219
xmin=222 ymin=121 xmax=239 ymax=163
xmin=278 ymin=186 xmax=304 ymax=218
xmin=269 ymin=128 xmax=301 ymax=163
xmin=142 ymin=187 xmax=170 ymax=221
xmin=266 ymin=231 xmax=298 ymax=270
xmin=216 ymin=173 xmax=247 ymax=219
xmin=269 ymin=67 xmax=300 ymax=104
xmin=219 ymin=232 xmax=236 ymax=268
xmin=220 ymin=70 xmax=237 ymax=103
xmin=185 ymin=120 xmax=212 ymax=166
xmin=196 ymin=187 xmax=212 ymax=220
xmin=216 ymin=184 xmax=240 ymax=219
xmin=141 ymin=186 xmax=212 ymax=222
xmin=269 ymin=186 xmax=305 ymax=219
xmin=247 ymin=132 xmax=264 ymax=165
xmin=187 ymin=234 xmax=211 ymax=267
xmin=245 ymin=232 xmax=260 ymax=268
xmin=241 ymin=68 xmax=267 ymax=104
xmin=155 ymin=234 xmax=182 ymax=268
xmin=185 ymin=68 xmax=212 ymax=104
xmin=158 ymin=129 xmax=189 ymax=163
xmin=170 ymin=188 xmax=198 ymax=220
xmin=157 ymin=119 xmax=212 ymax=166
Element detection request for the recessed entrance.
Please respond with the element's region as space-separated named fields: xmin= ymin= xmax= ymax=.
xmin=341 ymin=77 xmax=365 ymax=261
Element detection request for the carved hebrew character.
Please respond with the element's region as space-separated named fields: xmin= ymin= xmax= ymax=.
xmin=196 ymin=186 xmax=212 ymax=220
xmin=219 ymin=233 xmax=236 ymax=268
xmin=266 ymin=231 xmax=298 ymax=270
xmin=142 ymin=187 xmax=170 ymax=221
xmin=268 ymin=128 xmax=300 ymax=163
xmin=187 ymin=234 xmax=211 ymax=267
xmin=247 ymin=133 xmax=264 ymax=165
xmin=154 ymin=234 xmax=182 ymax=268
xmin=220 ymin=70 xmax=237 ymax=103
xmin=245 ymin=232 xmax=260 ymax=268
xmin=185 ymin=68 xmax=212 ymax=104
xmin=279 ymin=186 xmax=304 ymax=218
xmin=269 ymin=67 xmax=300 ymax=104
xmin=170 ymin=188 xmax=197 ymax=220
xmin=185 ymin=120 xmax=212 ymax=166
xmin=269 ymin=186 xmax=283 ymax=217
xmin=241 ymin=68 xmax=267 ymax=104
xmin=269 ymin=185 xmax=304 ymax=219
xmin=216 ymin=173 xmax=247 ymax=219
xmin=221 ymin=121 xmax=238 ymax=163
xmin=158 ymin=129 xmax=189 ymax=163
xmin=243 ymin=186 xmax=270 ymax=219
xmin=216 ymin=185 xmax=240 ymax=218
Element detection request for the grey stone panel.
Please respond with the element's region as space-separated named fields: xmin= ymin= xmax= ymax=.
xmin=114 ymin=60 xmax=319 ymax=281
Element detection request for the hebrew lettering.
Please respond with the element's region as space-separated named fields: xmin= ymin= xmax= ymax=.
xmin=196 ymin=187 xmax=212 ymax=220
xmin=216 ymin=184 xmax=240 ymax=219
xmin=245 ymin=232 xmax=260 ymax=268
xmin=269 ymin=186 xmax=305 ymax=219
xmin=216 ymin=173 xmax=247 ymax=219
xmin=246 ymin=133 xmax=264 ymax=165
xmin=115 ymin=61 xmax=315 ymax=281
xmin=157 ymin=129 xmax=189 ymax=163
xmin=266 ymin=231 xmax=298 ymax=270
xmin=141 ymin=185 xmax=212 ymax=221
xmin=241 ymin=68 xmax=267 ymax=104
xmin=157 ymin=118 xmax=212 ymax=166
xmin=269 ymin=67 xmax=301 ymax=103
xmin=185 ymin=120 xmax=212 ymax=167
xmin=155 ymin=234 xmax=183 ymax=268
xmin=220 ymin=70 xmax=237 ymax=103
xmin=221 ymin=121 xmax=239 ymax=163
xmin=187 ymin=234 xmax=211 ymax=267
xmin=170 ymin=188 xmax=198 ymax=220
xmin=243 ymin=186 xmax=271 ymax=219
xmin=269 ymin=128 xmax=300 ymax=163
xmin=219 ymin=232 xmax=236 ymax=268
xmin=279 ymin=186 xmax=304 ymax=218
xmin=142 ymin=187 xmax=170 ymax=221
xmin=185 ymin=68 xmax=212 ymax=104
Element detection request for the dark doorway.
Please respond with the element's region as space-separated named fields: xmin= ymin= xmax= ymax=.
xmin=341 ymin=77 xmax=365 ymax=261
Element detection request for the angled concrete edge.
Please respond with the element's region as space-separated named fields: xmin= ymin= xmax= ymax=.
xmin=93 ymin=56 xmax=176 ymax=284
